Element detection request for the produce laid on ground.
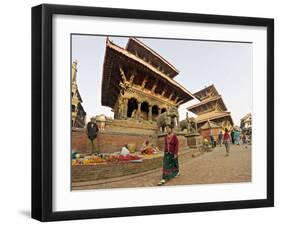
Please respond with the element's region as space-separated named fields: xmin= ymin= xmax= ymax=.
xmin=72 ymin=152 xmax=143 ymax=166
xmin=141 ymin=148 xmax=155 ymax=155
xmin=72 ymin=155 xmax=106 ymax=166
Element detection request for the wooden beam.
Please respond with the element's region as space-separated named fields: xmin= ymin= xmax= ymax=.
xmin=176 ymin=99 xmax=185 ymax=106
xmin=168 ymin=92 xmax=174 ymax=100
xmin=161 ymin=87 xmax=167 ymax=96
xmin=119 ymin=66 xmax=127 ymax=82
xmin=151 ymin=79 xmax=159 ymax=93
xmin=129 ymin=73 xmax=135 ymax=85
xmin=141 ymin=75 xmax=148 ymax=90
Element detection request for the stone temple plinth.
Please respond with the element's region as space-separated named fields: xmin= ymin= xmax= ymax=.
xmin=185 ymin=133 xmax=202 ymax=149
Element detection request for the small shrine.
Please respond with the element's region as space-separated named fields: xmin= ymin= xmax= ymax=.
xmin=199 ymin=120 xmax=222 ymax=140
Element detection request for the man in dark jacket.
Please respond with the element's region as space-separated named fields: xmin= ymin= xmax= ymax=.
xmin=86 ymin=117 xmax=99 ymax=154
xmin=231 ymin=130 xmax=235 ymax=144
xmin=218 ymin=131 xmax=223 ymax=147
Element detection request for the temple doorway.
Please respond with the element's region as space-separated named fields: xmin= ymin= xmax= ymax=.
xmin=152 ymin=105 xmax=159 ymax=121
xmin=140 ymin=102 xmax=149 ymax=120
xmin=127 ymin=98 xmax=138 ymax=118
xmin=161 ymin=108 xmax=167 ymax=113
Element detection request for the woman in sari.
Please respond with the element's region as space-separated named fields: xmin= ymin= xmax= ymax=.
xmin=158 ymin=124 xmax=179 ymax=185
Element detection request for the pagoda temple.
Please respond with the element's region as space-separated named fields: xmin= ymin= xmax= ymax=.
xmin=187 ymin=84 xmax=233 ymax=130
xmin=71 ymin=60 xmax=87 ymax=128
xmin=101 ymin=37 xmax=195 ymax=124
xmin=72 ymin=38 xmax=202 ymax=154
xmin=240 ymin=113 xmax=252 ymax=136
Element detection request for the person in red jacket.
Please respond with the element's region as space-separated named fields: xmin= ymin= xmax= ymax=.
xmin=158 ymin=124 xmax=179 ymax=185
xmin=223 ymin=128 xmax=231 ymax=156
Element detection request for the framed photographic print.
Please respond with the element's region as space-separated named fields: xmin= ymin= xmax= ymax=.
xmin=31 ymin=4 xmax=274 ymax=221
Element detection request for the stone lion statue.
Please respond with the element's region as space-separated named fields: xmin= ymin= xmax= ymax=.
xmin=189 ymin=117 xmax=198 ymax=134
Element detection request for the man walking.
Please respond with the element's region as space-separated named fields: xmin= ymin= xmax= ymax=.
xmin=218 ymin=130 xmax=223 ymax=147
xmin=231 ymin=130 xmax=235 ymax=144
xmin=86 ymin=117 xmax=99 ymax=155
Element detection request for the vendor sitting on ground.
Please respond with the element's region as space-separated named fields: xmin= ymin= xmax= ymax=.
xmin=120 ymin=144 xmax=130 ymax=156
xmin=140 ymin=140 xmax=158 ymax=155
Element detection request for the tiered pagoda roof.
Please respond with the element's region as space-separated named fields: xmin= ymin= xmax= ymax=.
xmin=188 ymin=95 xmax=227 ymax=114
xmin=126 ymin=38 xmax=179 ymax=78
xmin=193 ymin=84 xmax=219 ymax=101
xmin=188 ymin=84 xmax=233 ymax=126
xmin=196 ymin=111 xmax=232 ymax=124
xmin=101 ymin=37 xmax=194 ymax=109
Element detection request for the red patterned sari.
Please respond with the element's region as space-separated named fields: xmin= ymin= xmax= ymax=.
xmin=162 ymin=133 xmax=179 ymax=180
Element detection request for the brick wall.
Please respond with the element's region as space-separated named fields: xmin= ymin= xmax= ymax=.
xmin=72 ymin=123 xmax=190 ymax=154
xmin=97 ymin=132 xmax=157 ymax=153
xmin=200 ymin=128 xmax=221 ymax=141
xmin=72 ymin=128 xmax=88 ymax=153
xmin=72 ymin=129 xmax=158 ymax=153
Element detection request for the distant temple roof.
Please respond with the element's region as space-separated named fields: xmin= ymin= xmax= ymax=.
xmin=240 ymin=113 xmax=252 ymax=122
xmin=187 ymin=95 xmax=227 ymax=112
xmin=193 ymin=84 xmax=220 ymax=101
xmin=200 ymin=120 xmax=221 ymax=130
xmin=101 ymin=38 xmax=195 ymax=109
xmin=196 ymin=111 xmax=233 ymax=124
xmin=188 ymin=84 xmax=233 ymax=126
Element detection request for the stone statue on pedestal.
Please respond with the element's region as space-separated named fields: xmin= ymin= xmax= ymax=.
xmin=179 ymin=112 xmax=198 ymax=135
xmin=188 ymin=117 xmax=198 ymax=135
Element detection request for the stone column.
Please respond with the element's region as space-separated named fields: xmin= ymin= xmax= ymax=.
xmin=158 ymin=108 xmax=162 ymax=116
xmin=123 ymin=98 xmax=128 ymax=119
xmin=137 ymin=101 xmax=142 ymax=120
xmin=148 ymin=105 xmax=153 ymax=121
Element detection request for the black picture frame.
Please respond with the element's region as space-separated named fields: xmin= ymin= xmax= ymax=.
xmin=31 ymin=4 xmax=274 ymax=222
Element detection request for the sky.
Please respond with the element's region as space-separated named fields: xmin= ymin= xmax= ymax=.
xmin=72 ymin=35 xmax=252 ymax=126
